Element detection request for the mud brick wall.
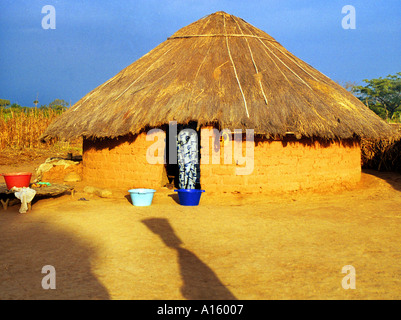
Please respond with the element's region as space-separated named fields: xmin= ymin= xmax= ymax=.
xmin=200 ymin=132 xmax=361 ymax=193
xmin=83 ymin=130 xmax=361 ymax=194
xmin=82 ymin=131 xmax=166 ymax=191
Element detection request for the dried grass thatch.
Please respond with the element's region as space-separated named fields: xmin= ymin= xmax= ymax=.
xmin=42 ymin=11 xmax=396 ymax=141
xmin=362 ymin=124 xmax=401 ymax=171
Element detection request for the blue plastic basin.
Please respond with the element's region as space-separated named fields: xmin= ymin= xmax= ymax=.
xmin=128 ymin=189 xmax=156 ymax=206
xmin=174 ymin=189 xmax=205 ymax=206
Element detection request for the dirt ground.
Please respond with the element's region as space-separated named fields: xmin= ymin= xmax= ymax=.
xmin=0 ymin=150 xmax=401 ymax=300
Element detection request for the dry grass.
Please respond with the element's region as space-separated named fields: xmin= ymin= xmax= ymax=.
xmin=0 ymin=108 xmax=82 ymax=163
xmin=362 ymin=139 xmax=401 ymax=172
xmin=361 ymin=124 xmax=401 ymax=172
xmin=0 ymin=108 xmax=60 ymax=149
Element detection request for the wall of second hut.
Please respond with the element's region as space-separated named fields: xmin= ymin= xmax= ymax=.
xmin=82 ymin=130 xmax=361 ymax=193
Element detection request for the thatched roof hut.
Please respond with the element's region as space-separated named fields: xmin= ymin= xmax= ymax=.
xmin=42 ymin=11 xmax=396 ymax=193
xmin=42 ymin=11 xmax=394 ymax=141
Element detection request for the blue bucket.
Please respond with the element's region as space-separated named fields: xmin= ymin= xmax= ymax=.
xmin=128 ymin=189 xmax=156 ymax=206
xmin=174 ymin=189 xmax=205 ymax=206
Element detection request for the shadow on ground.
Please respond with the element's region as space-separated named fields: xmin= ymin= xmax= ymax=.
xmin=362 ymin=169 xmax=401 ymax=192
xmin=167 ymin=194 xmax=180 ymax=205
xmin=0 ymin=208 xmax=110 ymax=299
xmin=142 ymin=218 xmax=237 ymax=300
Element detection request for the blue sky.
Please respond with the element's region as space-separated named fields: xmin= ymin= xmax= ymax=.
xmin=0 ymin=0 xmax=400 ymax=107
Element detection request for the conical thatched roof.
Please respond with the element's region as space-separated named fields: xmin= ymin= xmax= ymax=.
xmin=42 ymin=11 xmax=395 ymax=141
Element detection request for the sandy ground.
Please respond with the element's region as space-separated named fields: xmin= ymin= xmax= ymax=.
xmin=1 ymin=153 xmax=401 ymax=300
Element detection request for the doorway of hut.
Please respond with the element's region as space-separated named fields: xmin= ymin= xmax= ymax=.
xmin=164 ymin=122 xmax=201 ymax=190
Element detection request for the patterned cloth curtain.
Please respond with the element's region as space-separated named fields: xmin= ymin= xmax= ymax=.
xmin=177 ymin=129 xmax=199 ymax=189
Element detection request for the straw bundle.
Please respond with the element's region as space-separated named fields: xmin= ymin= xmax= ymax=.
xmin=42 ymin=11 xmax=396 ymax=141
xmin=361 ymin=124 xmax=401 ymax=171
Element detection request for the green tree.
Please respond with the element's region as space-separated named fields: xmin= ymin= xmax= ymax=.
xmin=0 ymin=99 xmax=10 ymax=107
xmin=10 ymin=103 xmax=22 ymax=109
xmin=352 ymin=72 xmax=401 ymax=122
xmin=48 ymin=99 xmax=69 ymax=111
xmin=39 ymin=99 xmax=69 ymax=115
